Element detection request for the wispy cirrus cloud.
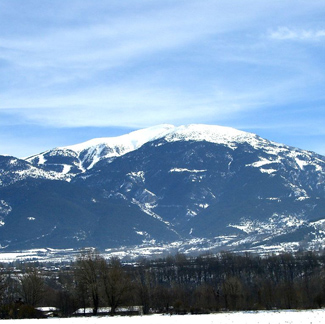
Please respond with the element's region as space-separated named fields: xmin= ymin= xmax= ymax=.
xmin=1 ymin=0 xmax=325 ymax=157
xmin=269 ymin=27 xmax=325 ymax=41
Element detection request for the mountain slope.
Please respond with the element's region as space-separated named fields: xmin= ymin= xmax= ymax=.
xmin=0 ymin=178 xmax=179 ymax=250
xmin=1 ymin=124 xmax=325 ymax=254
xmin=26 ymin=125 xmax=175 ymax=174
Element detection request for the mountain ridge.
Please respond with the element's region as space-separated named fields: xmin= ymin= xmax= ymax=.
xmin=1 ymin=124 xmax=325 ymax=255
xmin=25 ymin=124 xmax=270 ymax=175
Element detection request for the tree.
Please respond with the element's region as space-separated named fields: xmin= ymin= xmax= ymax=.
xmin=133 ymin=266 xmax=153 ymax=315
xmin=20 ymin=269 xmax=44 ymax=307
xmin=193 ymin=283 xmax=220 ymax=313
xmin=56 ymin=269 xmax=78 ymax=316
xmin=101 ymin=257 xmax=133 ymax=315
xmin=75 ymin=250 xmax=102 ymax=315
xmin=222 ymin=276 xmax=244 ymax=310
xmin=0 ymin=270 xmax=5 ymax=305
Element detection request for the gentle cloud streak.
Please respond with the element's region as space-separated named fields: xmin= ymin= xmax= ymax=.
xmin=270 ymin=27 xmax=325 ymax=41
xmin=1 ymin=0 xmax=325 ymax=157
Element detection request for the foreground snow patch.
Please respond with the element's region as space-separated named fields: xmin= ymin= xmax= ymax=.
xmin=7 ymin=310 xmax=325 ymax=324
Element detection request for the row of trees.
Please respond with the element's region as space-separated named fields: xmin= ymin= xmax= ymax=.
xmin=74 ymin=252 xmax=132 ymax=315
xmin=1 ymin=250 xmax=325 ymax=318
xmin=0 ymin=268 xmax=45 ymax=318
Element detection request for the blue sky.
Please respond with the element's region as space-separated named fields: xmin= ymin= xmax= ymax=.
xmin=1 ymin=0 xmax=325 ymax=158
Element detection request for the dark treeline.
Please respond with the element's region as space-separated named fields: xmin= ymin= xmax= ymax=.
xmin=1 ymin=250 xmax=325 ymax=318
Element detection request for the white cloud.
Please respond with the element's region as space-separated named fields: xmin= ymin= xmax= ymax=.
xmin=270 ymin=27 xmax=325 ymax=41
xmin=0 ymin=72 xmax=312 ymax=129
xmin=1 ymin=1 xmax=325 ymax=130
xmin=0 ymin=86 xmax=243 ymax=128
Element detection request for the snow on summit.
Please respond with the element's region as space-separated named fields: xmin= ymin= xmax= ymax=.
xmin=59 ymin=124 xmax=175 ymax=170
xmin=63 ymin=124 xmax=175 ymax=154
xmin=163 ymin=124 xmax=257 ymax=146
xmin=24 ymin=124 xmax=288 ymax=174
xmin=24 ymin=124 xmax=325 ymax=176
xmin=63 ymin=124 xmax=256 ymax=156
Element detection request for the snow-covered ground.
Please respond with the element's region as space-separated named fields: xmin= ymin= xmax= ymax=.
xmin=5 ymin=310 xmax=325 ymax=324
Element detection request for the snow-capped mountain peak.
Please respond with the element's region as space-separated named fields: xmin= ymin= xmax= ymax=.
xmin=26 ymin=124 xmax=261 ymax=173
xmin=23 ymin=124 xmax=286 ymax=179
xmin=61 ymin=124 xmax=176 ymax=169
xmin=163 ymin=124 xmax=258 ymax=147
xmin=2 ymin=124 xmax=325 ymax=254
xmin=63 ymin=124 xmax=175 ymax=154
xmin=63 ymin=124 xmax=261 ymax=157
xmin=24 ymin=124 xmax=324 ymax=183
xmin=24 ymin=125 xmax=175 ymax=173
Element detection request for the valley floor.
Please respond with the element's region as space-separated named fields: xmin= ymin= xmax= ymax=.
xmin=5 ymin=310 xmax=325 ymax=324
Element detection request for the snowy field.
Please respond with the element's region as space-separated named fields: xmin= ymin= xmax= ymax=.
xmin=4 ymin=310 xmax=325 ymax=324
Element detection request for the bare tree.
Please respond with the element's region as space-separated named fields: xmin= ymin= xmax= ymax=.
xmin=222 ymin=276 xmax=243 ymax=310
xmin=193 ymin=283 xmax=220 ymax=313
xmin=101 ymin=257 xmax=133 ymax=315
xmin=20 ymin=268 xmax=44 ymax=307
xmin=0 ymin=270 xmax=5 ymax=305
xmin=134 ymin=267 xmax=153 ymax=314
xmin=75 ymin=250 xmax=102 ymax=315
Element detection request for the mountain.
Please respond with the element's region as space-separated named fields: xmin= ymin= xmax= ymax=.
xmin=1 ymin=124 xmax=325 ymax=256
